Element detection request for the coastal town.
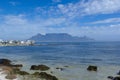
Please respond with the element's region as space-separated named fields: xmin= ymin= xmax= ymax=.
xmin=0 ymin=39 xmax=35 ymax=46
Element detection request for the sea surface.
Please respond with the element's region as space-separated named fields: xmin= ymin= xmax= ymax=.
xmin=0 ymin=42 xmax=120 ymax=80
xmin=0 ymin=42 xmax=120 ymax=65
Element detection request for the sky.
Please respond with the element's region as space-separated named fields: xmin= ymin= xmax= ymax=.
xmin=0 ymin=0 xmax=120 ymax=41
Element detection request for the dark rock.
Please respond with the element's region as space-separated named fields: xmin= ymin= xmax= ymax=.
xmin=50 ymin=71 xmax=53 ymax=74
xmin=107 ymin=76 xmax=114 ymax=79
xmin=56 ymin=67 xmax=64 ymax=71
xmin=10 ymin=64 xmax=23 ymax=68
xmin=32 ymin=72 xmax=40 ymax=76
xmin=117 ymin=70 xmax=120 ymax=75
xmin=39 ymin=72 xmax=58 ymax=80
xmin=30 ymin=65 xmax=50 ymax=71
xmin=38 ymin=65 xmax=50 ymax=71
xmin=17 ymin=71 xmax=29 ymax=75
xmin=113 ymin=77 xmax=120 ymax=80
xmin=30 ymin=65 xmax=39 ymax=70
xmin=87 ymin=65 xmax=97 ymax=71
xmin=0 ymin=59 xmax=11 ymax=65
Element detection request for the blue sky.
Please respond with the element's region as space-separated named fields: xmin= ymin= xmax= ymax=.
xmin=0 ymin=0 xmax=120 ymax=41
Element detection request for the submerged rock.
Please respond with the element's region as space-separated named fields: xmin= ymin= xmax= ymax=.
xmin=39 ymin=72 xmax=58 ymax=80
xmin=87 ymin=65 xmax=97 ymax=71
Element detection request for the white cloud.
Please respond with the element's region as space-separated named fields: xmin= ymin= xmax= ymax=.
xmin=83 ymin=0 xmax=120 ymax=14
xmin=1 ymin=14 xmax=120 ymax=41
xmin=37 ymin=18 xmax=66 ymax=27
xmin=3 ymin=14 xmax=28 ymax=25
xmin=0 ymin=14 xmax=68 ymax=39
xmin=91 ymin=17 xmax=120 ymax=24
xmin=57 ymin=0 xmax=120 ymax=18
xmin=1 ymin=0 xmax=120 ymax=41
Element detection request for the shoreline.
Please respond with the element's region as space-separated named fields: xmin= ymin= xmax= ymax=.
xmin=0 ymin=59 xmax=120 ymax=80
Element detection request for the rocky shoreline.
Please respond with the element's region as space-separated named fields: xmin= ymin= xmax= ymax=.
xmin=0 ymin=59 xmax=65 ymax=80
xmin=0 ymin=58 xmax=120 ymax=80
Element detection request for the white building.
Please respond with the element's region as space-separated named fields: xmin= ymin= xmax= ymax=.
xmin=0 ymin=39 xmax=3 ymax=42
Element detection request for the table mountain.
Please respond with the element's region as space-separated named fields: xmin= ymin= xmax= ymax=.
xmin=29 ymin=33 xmax=94 ymax=42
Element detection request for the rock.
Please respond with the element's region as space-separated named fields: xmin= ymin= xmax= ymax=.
xmin=56 ymin=67 xmax=64 ymax=71
xmin=30 ymin=65 xmax=39 ymax=70
xmin=0 ymin=59 xmax=11 ymax=65
xmin=38 ymin=65 xmax=50 ymax=71
xmin=17 ymin=71 xmax=29 ymax=75
xmin=32 ymin=72 xmax=40 ymax=76
xmin=5 ymin=75 xmax=17 ymax=79
xmin=50 ymin=71 xmax=53 ymax=74
xmin=87 ymin=65 xmax=97 ymax=71
xmin=30 ymin=65 xmax=50 ymax=71
xmin=117 ymin=70 xmax=120 ymax=75
xmin=113 ymin=76 xmax=120 ymax=80
xmin=13 ymin=68 xmax=21 ymax=74
xmin=39 ymin=72 xmax=58 ymax=80
xmin=10 ymin=64 xmax=23 ymax=68
xmin=64 ymin=66 xmax=69 ymax=68
xmin=107 ymin=76 xmax=114 ymax=79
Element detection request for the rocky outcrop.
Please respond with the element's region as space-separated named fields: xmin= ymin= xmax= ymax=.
xmin=30 ymin=65 xmax=39 ymax=70
xmin=30 ymin=64 xmax=50 ymax=71
xmin=39 ymin=72 xmax=58 ymax=80
xmin=107 ymin=70 xmax=120 ymax=80
xmin=10 ymin=64 xmax=23 ymax=68
xmin=87 ymin=65 xmax=97 ymax=71
xmin=38 ymin=65 xmax=50 ymax=71
xmin=107 ymin=76 xmax=114 ymax=79
xmin=0 ymin=59 xmax=11 ymax=65
xmin=113 ymin=77 xmax=120 ymax=80
xmin=17 ymin=71 xmax=29 ymax=75
xmin=56 ymin=67 xmax=64 ymax=71
xmin=0 ymin=58 xmax=59 ymax=80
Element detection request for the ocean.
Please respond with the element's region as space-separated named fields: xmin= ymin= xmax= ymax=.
xmin=0 ymin=42 xmax=120 ymax=65
xmin=0 ymin=42 xmax=120 ymax=80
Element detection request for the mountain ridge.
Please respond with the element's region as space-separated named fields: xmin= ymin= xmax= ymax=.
xmin=29 ymin=33 xmax=95 ymax=42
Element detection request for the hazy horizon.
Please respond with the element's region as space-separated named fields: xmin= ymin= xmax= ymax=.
xmin=0 ymin=0 xmax=120 ymax=41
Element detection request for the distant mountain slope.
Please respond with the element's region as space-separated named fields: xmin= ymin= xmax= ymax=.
xmin=29 ymin=33 xmax=95 ymax=42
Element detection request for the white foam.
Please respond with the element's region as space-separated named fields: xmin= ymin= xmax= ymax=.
xmin=0 ymin=70 xmax=18 ymax=80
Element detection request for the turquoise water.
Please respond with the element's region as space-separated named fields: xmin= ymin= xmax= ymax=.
xmin=0 ymin=42 xmax=120 ymax=65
